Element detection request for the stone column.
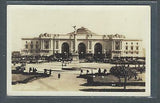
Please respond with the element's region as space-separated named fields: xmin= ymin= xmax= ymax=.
xmin=112 ymin=40 xmax=114 ymax=50
xmin=74 ymin=33 xmax=78 ymax=53
xmin=87 ymin=41 xmax=89 ymax=53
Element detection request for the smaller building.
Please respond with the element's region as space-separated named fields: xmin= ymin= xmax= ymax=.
xmin=12 ymin=51 xmax=21 ymax=63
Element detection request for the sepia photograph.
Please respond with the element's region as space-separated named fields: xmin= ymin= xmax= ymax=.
xmin=7 ymin=5 xmax=151 ymax=96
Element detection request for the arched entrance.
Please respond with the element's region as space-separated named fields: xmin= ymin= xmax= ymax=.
xmin=94 ymin=43 xmax=102 ymax=59
xmin=78 ymin=43 xmax=86 ymax=59
xmin=61 ymin=42 xmax=69 ymax=59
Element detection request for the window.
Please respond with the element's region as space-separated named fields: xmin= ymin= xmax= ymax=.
xmin=36 ymin=50 xmax=39 ymax=53
xmin=126 ymin=46 xmax=128 ymax=50
xmin=116 ymin=41 xmax=119 ymax=44
xmin=126 ymin=42 xmax=128 ymax=45
xmin=131 ymin=51 xmax=133 ymax=54
xmin=26 ymin=41 xmax=27 ymax=43
xmin=89 ymin=41 xmax=92 ymax=49
xmin=131 ymin=42 xmax=133 ymax=45
xmin=56 ymin=41 xmax=58 ymax=49
xmin=31 ymin=41 xmax=33 ymax=44
xmin=115 ymin=46 xmax=120 ymax=50
xmin=45 ymin=45 xmax=49 ymax=49
xmin=36 ymin=45 xmax=39 ymax=49
xmin=136 ymin=46 xmax=139 ymax=50
xmin=131 ymin=46 xmax=133 ymax=50
xmin=126 ymin=52 xmax=128 ymax=54
xmin=30 ymin=50 xmax=33 ymax=53
xmin=25 ymin=45 xmax=28 ymax=49
xmin=30 ymin=45 xmax=33 ymax=49
xmin=136 ymin=51 xmax=139 ymax=54
xmin=44 ymin=40 xmax=49 ymax=49
xmin=36 ymin=41 xmax=38 ymax=44
xmin=137 ymin=42 xmax=138 ymax=45
xmin=115 ymin=41 xmax=120 ymax=50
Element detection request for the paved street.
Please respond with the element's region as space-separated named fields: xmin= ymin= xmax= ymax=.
xmin=12 ymin=62 xmax=145 ymax=91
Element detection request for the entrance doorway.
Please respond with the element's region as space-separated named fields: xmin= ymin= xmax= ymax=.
xmin=61 ymin=42 xmax=69 ymax=59
xmin=78 ymin=43 xmax=86 ymax=59
xmin=94 ymin=43 xmax=102 ymax=59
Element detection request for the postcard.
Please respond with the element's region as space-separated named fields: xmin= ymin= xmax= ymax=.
xmin=7 ymin=5 xmax=151 ymax=96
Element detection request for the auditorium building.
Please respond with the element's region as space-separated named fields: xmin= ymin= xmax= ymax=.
xmin=21 ymin=27 xmax=144 ymax=59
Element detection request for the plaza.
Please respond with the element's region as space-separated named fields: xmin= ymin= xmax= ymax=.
xmin=12 ymin=62 xmax=145 ymax=91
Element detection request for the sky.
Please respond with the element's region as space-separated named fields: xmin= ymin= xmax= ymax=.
xmin=7 ymin=5 xmax=150 ymax=51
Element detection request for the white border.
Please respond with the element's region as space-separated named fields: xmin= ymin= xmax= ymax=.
xmin=7 ymin=5 xmax=151 ymax=96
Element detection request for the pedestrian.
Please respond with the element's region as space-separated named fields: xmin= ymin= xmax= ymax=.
xmin=44 ymin=69 xmax=47 ymax=74
xmin=80 ymin=69 xmax=83 ymax=75
xmin=33 ymin=67 xmax=35 ymax=73
xmin=98 ymin=68 xmax=101 ymax=74
xmin=49 ymin=69 xmax=52 ymax=75
xmin=29 ymin=67 xmax=32 ymax=73
xmin=35 ymin=68 xmax=37 ymax=73
xmin=86 ymin=70 xmax=89 ymax=74
xmin=104 ymin=69 xmax=107 ymax=74
xmin=58 ymin=73 xmax=61 ymax=79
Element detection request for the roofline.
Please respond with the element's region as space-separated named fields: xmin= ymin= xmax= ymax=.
xmin=123 ymin=39 xmax=142 ymax=41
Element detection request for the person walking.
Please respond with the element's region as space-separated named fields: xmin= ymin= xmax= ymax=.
xmin=86 ymin=70 xmax=89 ymax=74
xmin=29 ymin=67 xmax=32 ymax=73
xmin=104 ymin=69 xmax=107 ymax=74
xmin=49 ymin=69 xmax=52 ymax=75
xmin=44 ymin=69 xmax=47 ymax=74
xmin=98 ymin=68 xmax=101 ymax=74
xmin=80 ymin=70 xmax=83 ymax=75
xmin=58 ymin=73 xmax=61 ymax=79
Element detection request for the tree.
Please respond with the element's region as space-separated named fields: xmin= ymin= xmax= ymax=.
xmin=110 ymin=66 xmax=137 ymax=90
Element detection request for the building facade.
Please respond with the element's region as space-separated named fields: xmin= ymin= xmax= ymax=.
xmin=21 ymin=27 xmax=144 ymax=59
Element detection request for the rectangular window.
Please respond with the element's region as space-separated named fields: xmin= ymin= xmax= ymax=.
xmin=126 ymin=46 xmax=128 ymax=50
xmin=115 ymin=46 xmax=120 ymax=50
xmin=115 ymin=41 xmax=120 ymax=50
xmin=89 ymin=41 xmax=91 ymax=49
xmin=56 ymin=41 xmax=58 ymax=49
xmin=36 ymin=45 xmax=39 ymax=49
xmin=36 ymin=50 xmax=39 ymax=53
xmin=45 ymin=45 xmax=49 ymax=49
xmin=136 ymin=46 xmax=139 ymax=50
xmin=30 ymin=44 xmax=33 ymax=49
xmin=44 ymin=40 xmax=49 ymax=49
xmin=131 ymin=46 xmax=133 ymax=50
xmin=25 ymin=45 xmax=28 ymax=49
xmin=131 ymin=51 xmax=133 ymax=54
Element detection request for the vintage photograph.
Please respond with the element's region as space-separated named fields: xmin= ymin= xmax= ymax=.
xmin=7 ymin=5 xmax=151 ymax=96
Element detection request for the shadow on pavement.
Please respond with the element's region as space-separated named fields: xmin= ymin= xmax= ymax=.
xmin=79 ymin=88 xmax=145 ymax=92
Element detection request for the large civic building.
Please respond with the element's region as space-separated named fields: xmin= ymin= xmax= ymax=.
xmin=21 ymin=27 xmax=144 ymax=59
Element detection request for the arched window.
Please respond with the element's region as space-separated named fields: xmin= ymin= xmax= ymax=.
xmin=61 ymin=42 xmax=69 ymax=59
xmin=78 ymin=43 xmax=86 ymax=59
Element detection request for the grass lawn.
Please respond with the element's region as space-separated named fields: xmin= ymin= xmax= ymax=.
xmin=12 ymin=74 xmax=35 ymax=82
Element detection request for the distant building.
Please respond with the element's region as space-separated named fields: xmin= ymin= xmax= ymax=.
xmin=21 ymin=27 xmax=144 ymax=59
xmin=12 ymin=51 xmax=21 ymax=63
